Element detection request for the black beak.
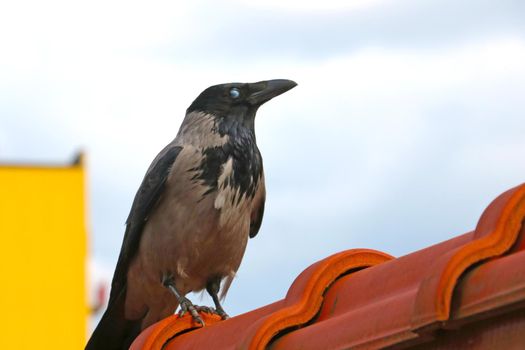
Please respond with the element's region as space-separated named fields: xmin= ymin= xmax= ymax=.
xmin=247 ymin=79 xmax=297 ymax=106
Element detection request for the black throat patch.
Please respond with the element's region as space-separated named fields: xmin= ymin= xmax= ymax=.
xmin=191 ymin=119 xmax=263 ymax=202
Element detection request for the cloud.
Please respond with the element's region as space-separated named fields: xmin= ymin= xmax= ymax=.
xmin=1 ymin=0 xmax=525 ymax=317
xmin=155 ymin=0 xmax=525 ymax=62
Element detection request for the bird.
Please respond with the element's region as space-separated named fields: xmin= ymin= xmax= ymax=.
xmin=85 ymin=79 xmax=297 ymax=350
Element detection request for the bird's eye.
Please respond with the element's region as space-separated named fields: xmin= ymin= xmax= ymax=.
xmin=229 ymin=88 xmax=240 ymax=99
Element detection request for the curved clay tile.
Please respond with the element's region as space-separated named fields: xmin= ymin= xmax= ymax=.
xmin=413 ymin=183 xmax=525 ymax=329
xmin=247 ymin=249 xmax=394 ymax=349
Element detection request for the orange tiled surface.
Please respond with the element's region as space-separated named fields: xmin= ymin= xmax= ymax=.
xmin=131 ymin=183 xmax=525 ymax=350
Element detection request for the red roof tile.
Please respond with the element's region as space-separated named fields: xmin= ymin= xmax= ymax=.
xmin=131 ymin=183 xmax=525 ymax=350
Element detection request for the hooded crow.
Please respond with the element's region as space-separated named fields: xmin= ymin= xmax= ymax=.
xmin=85 ymin=79 xmax=297 ymax=350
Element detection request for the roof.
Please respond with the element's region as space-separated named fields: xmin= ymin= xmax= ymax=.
xmin=130 ymin=183 xmax=525 ymax=349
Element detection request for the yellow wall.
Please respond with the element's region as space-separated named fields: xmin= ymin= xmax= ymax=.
xmin=0 ymin=158 xmax=87 ymax=349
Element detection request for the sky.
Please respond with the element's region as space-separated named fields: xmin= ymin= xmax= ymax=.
xmin=1 ymin=0 xmax=525 ymax=327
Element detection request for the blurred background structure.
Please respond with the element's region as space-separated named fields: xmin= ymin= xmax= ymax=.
xmin=0 ymin=0 xmax=524 ymax=344
xmin=0 ymin=155 xmax=87 ymax=349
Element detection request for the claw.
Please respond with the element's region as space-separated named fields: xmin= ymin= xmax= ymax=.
xmin=189 ymin=307 xmax=205 ymax=326
xmin=177 ymin=297 xmax=205 ymax=325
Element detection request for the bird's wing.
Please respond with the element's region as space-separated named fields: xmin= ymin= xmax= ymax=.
xmin=249 ymin=176 xmax=266 ymax=238
xmin=108 ymin=145 xmax=183 ymax=304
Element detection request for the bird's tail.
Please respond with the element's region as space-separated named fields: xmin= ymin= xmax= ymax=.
xmin=85 ymin=287 xmax=141 ymax=350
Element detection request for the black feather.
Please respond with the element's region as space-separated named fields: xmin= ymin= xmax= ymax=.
xmin=249 ymin=198 xmax=265 ymax=238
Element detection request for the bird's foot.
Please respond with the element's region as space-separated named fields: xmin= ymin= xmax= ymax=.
xmin=177 ymin=303 xmax=229 ymax=322
xmin=178 ymin=297 xmax=205 ymax=326
xmin=196 ymin=305 xmax=229 ymax=320
xmin=215 ymin=308 xmax=230 ymax=320
xmin=193 ymin=305 xmax=216 ymax=314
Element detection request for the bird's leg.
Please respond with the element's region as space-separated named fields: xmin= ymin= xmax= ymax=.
xmin=206 ymin=279 xmax=230 ymax=320
xmin=162 ymin=276 xmax=204 ymax=325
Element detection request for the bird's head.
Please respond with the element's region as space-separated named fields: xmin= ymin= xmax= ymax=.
xmin=186 ymin=79 xmax=297 ymax=131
